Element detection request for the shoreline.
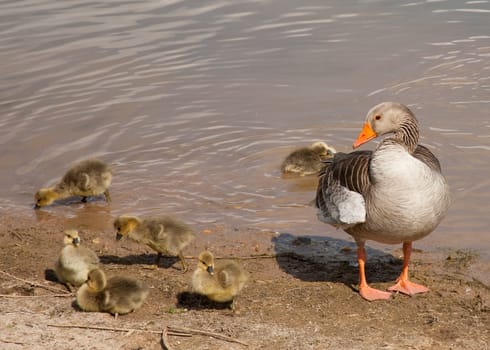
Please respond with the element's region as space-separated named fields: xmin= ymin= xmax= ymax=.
xmin=1 ymin=213 xmax=488 ymax=349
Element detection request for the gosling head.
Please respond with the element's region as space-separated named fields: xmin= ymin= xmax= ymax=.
xmin=34 ymin=188 xmax=59 ymax=209
xmin=311 ymin=141 xmax=336 ymax=158
xmin=197 ymin=251 xmax=215 ymax=275
xmin=113 ymin=216 xmax=140 ymax=240
xmin=63 ymin=229 xmax=81 ymax=247
xmin=86 ymin=268 xmax=106 ymax=292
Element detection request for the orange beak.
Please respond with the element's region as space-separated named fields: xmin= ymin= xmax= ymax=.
xmin=353 ymin=122 xmax=377 ymax=149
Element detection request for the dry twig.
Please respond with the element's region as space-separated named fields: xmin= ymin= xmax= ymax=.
xmin=161 ymin=327 xmax=173 ymax=350
xmin=0 ymin=294 xmax=73 ymax=298
xmin=0 ymin=338 xmax=27 ymax=346
xmin=168 ymin=326 xmax=249 ymax=346
xmin=48 ymin=324 xmax=248 ymax=347
xmin=0 ymin=270 xmax=72 ymax=295
xmin=47 ymin=324 xmax=189 ymax=336
xmin=184 ymin=253 xmax=287 ymax=260
xmin=11 ymin=230 xmax=24 ymax=240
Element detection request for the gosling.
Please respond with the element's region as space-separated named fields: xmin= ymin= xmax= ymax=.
xmin=34 ymin=158 xmax=112 ymax=208
xmin=113 ymin=215 xmax=196 ymax=272
xmin=54 ymin=229 xmax=99 ymax=291
xmin=280 ymin=141 xmax=336 ymax=176
xmin=192 ymin=251 xmax=248 ymax=310
xmin=76 ymin=268 xmax=149 ymax=318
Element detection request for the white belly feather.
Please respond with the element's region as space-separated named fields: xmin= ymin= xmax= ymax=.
xmin=359 ymin=146 xmax=450 ymax=243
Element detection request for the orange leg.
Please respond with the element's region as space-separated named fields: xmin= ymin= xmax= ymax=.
xmin=388 ymin=242 xmax=429 ymax=295
xmin=357 ymin=247 xmax=391 ymax=301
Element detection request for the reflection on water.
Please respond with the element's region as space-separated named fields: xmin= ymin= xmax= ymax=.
xmin=1 ymin=0 xmax=489 ymax=258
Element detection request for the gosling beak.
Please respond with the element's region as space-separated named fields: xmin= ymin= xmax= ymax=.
xmin=34 ymin=203 xmax=41 ymax=209
xmin=72 ymin=237 xmax=80 ymax=245
xmin=206 ymin=266 xmax=214 ymax=275
xmin=116 ymin=233 xmax=123 ymax=241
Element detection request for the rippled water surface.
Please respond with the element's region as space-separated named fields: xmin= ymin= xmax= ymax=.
xmin=1 ymin=0 xmax=489 ymax=258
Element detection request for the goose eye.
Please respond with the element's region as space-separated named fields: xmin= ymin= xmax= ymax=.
xmin=375 ymin=115 xmax=381 ymax=121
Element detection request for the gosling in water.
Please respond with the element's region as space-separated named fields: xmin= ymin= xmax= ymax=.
xmin=34 ymin=158 xmax=112 ymax=208
xmin=76 ymin=268 xmax=149 ymax=318
xmin=113 ymin=215 xmax=196 ymax=272
xmin=281 ymin=141 xmax=336 ymax=176
xmin=192 ymin=251 xmax=248 ymax=310
xmin=54 ymin=229 xmax=99 ymax=291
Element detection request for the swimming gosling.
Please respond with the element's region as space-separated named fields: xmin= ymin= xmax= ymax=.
xmin=281 ymin=141 xmax=336 ymax=176
xmin=34 ymin=158 xmax=112 ymax=208
xmin=54 ymin=229 xmax=99 ymax=291
xmin=76 ymin=268 xmax=148 ymax=318
xmin=192 ymin=251 xmax=248 ymax=310
xmin=113 ymin=215 xmax=196 ymax=272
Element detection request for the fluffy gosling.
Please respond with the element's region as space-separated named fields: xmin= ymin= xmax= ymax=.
xmin=281 ymin=141 xmax=336 ymax=176
xmin=192 ymin=251 xmax=248 ymax=310
xmin=113 ymin=215 xmax=196 ymax=272
xmin=34 ymin=158 xmax=112 ymax=208
xmin=76 ymin=268 xmax=148 ymax=318
xmin=54 ymin=229 xmax=99 ymax=291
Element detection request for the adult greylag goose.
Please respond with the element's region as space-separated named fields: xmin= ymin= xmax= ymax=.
xmin=315 ymin=102 xmax=450 ymax=301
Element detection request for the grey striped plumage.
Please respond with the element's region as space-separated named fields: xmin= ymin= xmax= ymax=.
xmin=316 ymin=143 xmax=442 ymax=209
xmin=318 ymin=151 xmax=372 ymax=195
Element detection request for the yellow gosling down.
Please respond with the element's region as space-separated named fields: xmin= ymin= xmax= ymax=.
xmin=76 ymin=268 xmax=149 ymax=318
xmin=281 ymin=141 xmax=336 ymax=176
xmin=113 ymin=215 xmax=196 ymax=272
xmin=54 ymin=229 xmax=99 ymax=291
xmin=192 ymin=251 xmax=248 ymax=310
xmin=34 ymin=158 xmax=112 ymax=208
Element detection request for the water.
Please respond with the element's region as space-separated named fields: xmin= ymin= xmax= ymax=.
xmin=1 ymin=0 xmax=489 ymax=260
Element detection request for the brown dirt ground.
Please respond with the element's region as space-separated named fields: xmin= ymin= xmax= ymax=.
xmin=0 ymin=211 xmax=488 ymax=350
